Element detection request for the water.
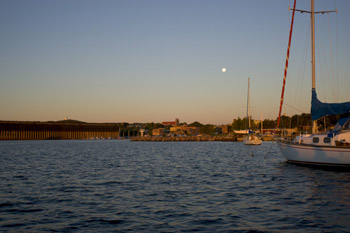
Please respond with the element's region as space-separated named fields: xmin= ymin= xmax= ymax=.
xmin=1 ymin=140 xmax=350 ymax=232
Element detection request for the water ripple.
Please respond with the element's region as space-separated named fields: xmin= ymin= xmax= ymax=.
xmin=1 ymin=140 xmax=350 ymax=232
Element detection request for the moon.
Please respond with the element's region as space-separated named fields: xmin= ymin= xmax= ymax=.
xmin=221 ymin=67 xmax=227 ymax=73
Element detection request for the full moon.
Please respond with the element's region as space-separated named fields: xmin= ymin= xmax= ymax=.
xmin=221 ymin=67 xmax=227 ymax=73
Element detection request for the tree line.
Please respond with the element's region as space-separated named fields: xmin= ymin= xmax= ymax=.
xmin=231 ymin=113 xmax=313 ymax=131
xmin=232 ymin=112 xmax=349 ymax=131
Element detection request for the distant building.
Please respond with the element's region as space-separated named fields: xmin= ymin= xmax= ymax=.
xmin=152 ymin=128 xmax=165 ymax=136
xmin=140 ymin=129 xmax=145 ymax=137
xmin=170 ymin=124 xmax=198 ymax=136
xmin=162 ymin=118 xmax=179 ymax=127
xmin=223 ymin=125 xmax=230 ymax=134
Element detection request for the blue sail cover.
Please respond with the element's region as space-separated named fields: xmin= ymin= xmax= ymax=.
xmin=248 ymin=129 xmax=255 ymax=134
xmin=328 ymin=117 xmax=350 ymax=137
xmin=311 ymin=89 xmax=350 ymax=121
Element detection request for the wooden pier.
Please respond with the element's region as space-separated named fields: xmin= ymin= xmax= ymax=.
xmin=0 ymin=121 xmax=120 ymax=140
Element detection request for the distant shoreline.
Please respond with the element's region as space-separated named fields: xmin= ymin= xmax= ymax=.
xmin=131 ymin=135 xmax=275 ymax=142
xmin=132 ymin=135 xmax=236 ymax=142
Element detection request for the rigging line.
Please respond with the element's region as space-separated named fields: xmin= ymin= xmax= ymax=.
xmin=293 ymin=21 xmax=310 ymax=111
xmin=316 ymin=22 xmax=337 ymax=103
xmin=283 ymin=102 xmax=306 ymax=113
xmin=315 ymin=34 xmax=327 ymax=103
xmin=326 ymin=13 xmax=338 ymax=101
xmin=315 ymin=4 xmax=338 ymax=103
xmin=296 ymin=114 xmax=299 ymax=130
xmin=264 ymin=142 xmax=274 ymax=159
xmin=328 ymin=13 xmax=335 ymax=92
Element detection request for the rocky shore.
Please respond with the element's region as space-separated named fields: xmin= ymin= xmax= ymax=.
xmin=131 ymin=135 xmax=236 ymax=142
xmin=131 ymin=135 xmax=275 ymax=142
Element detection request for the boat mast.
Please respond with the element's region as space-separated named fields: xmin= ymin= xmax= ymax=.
xmin=276 ymin=0 xmax=296 ymax=129
xmin=310 ymin=0 xmax=337 ymax=133
xmin=248 ymin=78 xmax=251 ymax=130
xmin=311 ymin=0 xmax=317 ymax=133
xmin=261 ymin=112 xmax=263 ymax=133
xmin=288 ymin=0 xmax=336 ymax=134
xmin=311 ymin=0 xmax=315 ymax=91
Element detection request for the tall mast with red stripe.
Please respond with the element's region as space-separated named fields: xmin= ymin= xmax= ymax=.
xmin=276 ymin=0 xmax=297 ymax=129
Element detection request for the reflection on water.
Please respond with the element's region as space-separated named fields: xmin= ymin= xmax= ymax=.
xmin=0 ymin=140 xmax=349 ymax=232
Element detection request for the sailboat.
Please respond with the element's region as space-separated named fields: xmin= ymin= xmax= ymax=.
xmin=276 ymin=0 xmax=350 ymax=167
xmin=243 ymin=78 xmax=262 ymax=145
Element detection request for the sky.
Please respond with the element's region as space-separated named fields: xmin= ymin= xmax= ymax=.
xmin=1 ymin=0 xmax=349 ymax=125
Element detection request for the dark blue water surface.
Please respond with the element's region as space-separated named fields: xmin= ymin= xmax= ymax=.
xmin=1 ymin=140 xmax=350 ymax=232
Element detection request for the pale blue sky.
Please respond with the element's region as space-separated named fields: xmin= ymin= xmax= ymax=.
xmin=1 ymin=0 xmax=349 ymax=124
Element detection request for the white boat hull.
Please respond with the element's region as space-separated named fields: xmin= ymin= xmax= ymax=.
xmin=277 ymin=140 xmax=350 ymax=167
xmin=243 ymin=138 xmax=262 ymax=145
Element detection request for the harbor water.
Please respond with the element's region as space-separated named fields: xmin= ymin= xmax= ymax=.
xmin=1 ymin=140 xmax=350 ymax=232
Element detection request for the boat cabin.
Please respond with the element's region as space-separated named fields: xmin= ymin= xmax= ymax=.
xmin=294 ymin=117 xmax=350 ymax=147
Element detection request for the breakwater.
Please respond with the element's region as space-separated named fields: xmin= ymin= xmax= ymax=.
xmin=132 ymin=135 xmax=275 ymax=142
xmin=132 ymin=135 xmax=237 ymax=142
xmin=0 ymin=121 xmax=120 ymax=140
